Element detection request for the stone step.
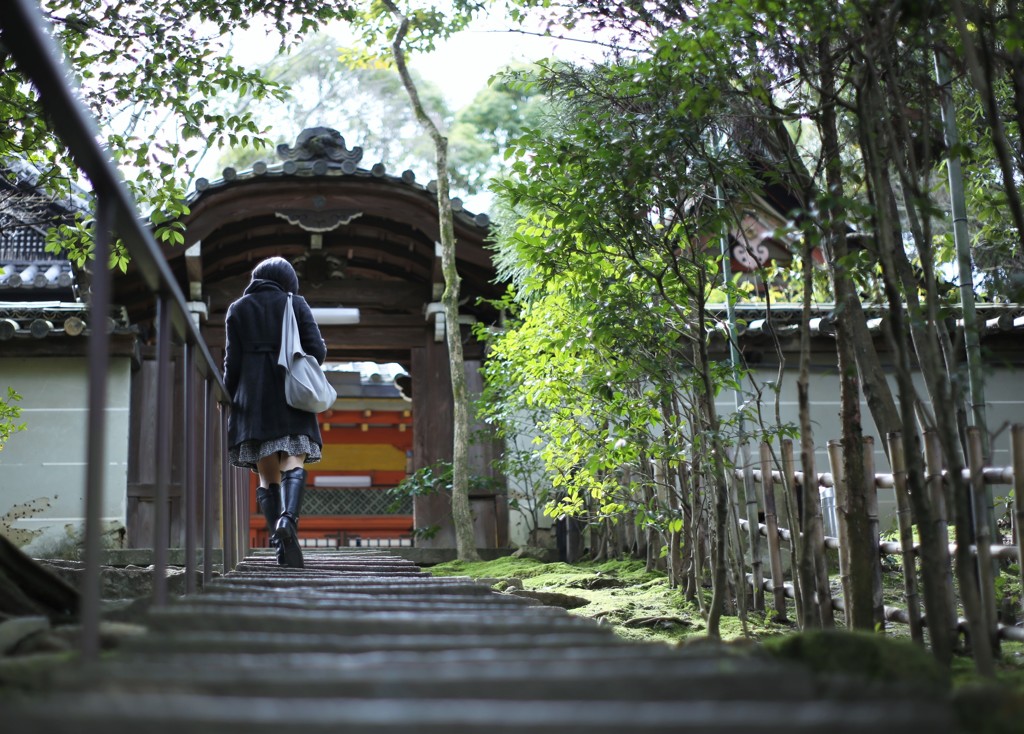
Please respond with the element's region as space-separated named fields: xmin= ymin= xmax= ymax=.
xmin=111 ymin=642 xmax=691 ymax=667
xmin=5 ymin=551 xmax=954 ymax=734
xmin=234 ymin=567 xmax=429 ymax=578
xmin=4 ymin=693 xmax=954 ymax=733
xmin=179 ymin=591 xmax=541 ymax=613
xmin=119 ymin=630 xmax=626 ymax=655
xmin=47 ymin=655 xmax=829 ymax=702
xmin=142 ymin=604 xmax=602 ymax=637
xmin=206 ymin=576 xmax=493 ymax=594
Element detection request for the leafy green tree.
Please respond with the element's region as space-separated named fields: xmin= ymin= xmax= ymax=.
xmin=487 ymin=0 xmax=1020 ymax=651
xmin=352 ymin=0 xmax=507 ymax=561
xmin=485 ymin=32 xmax=796 ymax=633
xmin=0 ymin=388 xmax=26 ymax=453
xmin=2 ymin=0 xmax=357 ymax=266
xmin=213 ymin=32 xmax=448 ymax=178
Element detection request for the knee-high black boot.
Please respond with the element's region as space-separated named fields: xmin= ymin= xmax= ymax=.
xmin=255 ymin=484 xmax=285 ymax=565
xmin=274 ymin=467 xmax=306 ymax=568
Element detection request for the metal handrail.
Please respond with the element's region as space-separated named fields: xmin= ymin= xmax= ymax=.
xmin=0 ymin=0 xmax=240 ymax=662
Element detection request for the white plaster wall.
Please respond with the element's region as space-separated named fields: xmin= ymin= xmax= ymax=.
xmin=720 ymin=363 xmax=1024 ymax=535
xmin=505 ymin=361 xmax=1024 ymax=548
xmin=0 ymin=356 xmax=130 ymax=554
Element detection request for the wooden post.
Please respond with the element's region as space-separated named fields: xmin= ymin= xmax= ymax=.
xmin=741 ymin=443 xmax=764 ymax=613
xmin=967 ymin=426 xmax=999 ymax=655
xmin=827 ymin=440 xmax=852 ymax=625
xmin=804 ymin=439 xmax=835 ymax=628
xmin=1014 ymin=425 xmax=1024 ymax=617
xmin=886 ymin=431 xmax=923 ymax=644
xmin=726 ymin=457 xmax=749 ymax=616
xmin=923 ymin=429 xmax=959 ymax=647
xmin=863 ymin=436 xmax=885 ymax=631
xmin=780 ymin=439 xmax=805 ymax=626
xmin=760 ymin=442 xmax=788 ymax=621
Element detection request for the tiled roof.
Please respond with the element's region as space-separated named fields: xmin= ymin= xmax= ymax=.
xmin=713 ymin=303 xmax=1024 ymax=339
xmin=0 ymin=300 xmax=132 ymax=340
xmin=190 ymin=127 xmax=491 ymax=230
xmin=0 ymin=259 xmax=75 ymax=295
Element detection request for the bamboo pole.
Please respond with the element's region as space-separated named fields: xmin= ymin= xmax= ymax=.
xmin=781 ymin=439 xmax=806 ymax=626
xmin=923 ymin=429 xmax=960 ymax=648
xmin=967 ymin=426 xmax=999 ymax=655
xmin=886 ymin=431 xmax=924 ymax=644
xmin=827 ymin=440 xmax=852 ymax=624
xmin=760 ymin=442 xmax=788 ymax=621
xmin=1014 ymin=425 xmax=1024 ymax=617
xmin=863 ymin=436 xmax=885 ymax=630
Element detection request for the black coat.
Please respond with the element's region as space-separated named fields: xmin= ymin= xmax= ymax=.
xmin=224 ymin=279 xmax=327 ymax=450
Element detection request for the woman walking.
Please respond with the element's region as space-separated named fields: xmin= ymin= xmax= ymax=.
xmin=224 ymin=256 xmax=327 ymax=568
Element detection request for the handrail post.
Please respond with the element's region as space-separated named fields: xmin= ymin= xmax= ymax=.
xmin=80 ymin=197 xmax=114 ymax=663
xmin=237 ymin=468 xmax=247 ymax=563
xmin=203 ymin=379 xmax=216 ymax=586
xmin=152 ymin=296 xmax=172 ymax=607
xmin=183 ymin=341 xmax=197 ymax=595
xmin=222 ymin=416 xmax=234 ymax=573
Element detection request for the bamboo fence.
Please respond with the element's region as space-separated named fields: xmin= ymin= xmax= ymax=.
xmin=735 ymin=424 xmax=1024 ymax=648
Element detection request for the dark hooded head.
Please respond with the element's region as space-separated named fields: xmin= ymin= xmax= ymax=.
xmin=250 ymin=256 xmax=299 ymax=294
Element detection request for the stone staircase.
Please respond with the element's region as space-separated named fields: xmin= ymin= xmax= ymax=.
xmin=4 ymin=550 xmax=955 ymax=733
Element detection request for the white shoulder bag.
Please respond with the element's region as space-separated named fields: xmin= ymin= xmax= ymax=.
xmin=278 ymin=293 xmax=337 ymax=414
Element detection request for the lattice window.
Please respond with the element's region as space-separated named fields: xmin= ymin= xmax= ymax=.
xmin=303 ymin=488 xmax=411 ymax=516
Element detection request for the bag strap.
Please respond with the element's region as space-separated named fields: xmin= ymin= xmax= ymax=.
xmin=278 ymin=293 xmax=302 ymax=368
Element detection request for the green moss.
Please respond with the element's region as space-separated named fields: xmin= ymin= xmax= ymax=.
xmin=762 ymin=630 xmax=950 ymax=691
xmin=427 ymin=556 xmax=557 ymax=580
xmin=430 ymin=557 xmax=1024 ymax=697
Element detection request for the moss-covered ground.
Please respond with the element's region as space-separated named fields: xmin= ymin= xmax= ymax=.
xmin=428 ymin=556 xmax=1024 ymax=694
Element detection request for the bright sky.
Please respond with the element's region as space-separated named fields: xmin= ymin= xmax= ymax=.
xmin=211 ymin=9 xmax=605 ymax=210
xmin=228 ymin=8 xmax=603 ymax=111
xmin=413 ymin=14 xmax=604 ymax=108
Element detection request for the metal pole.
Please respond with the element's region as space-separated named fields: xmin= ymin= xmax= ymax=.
xmin=80 ymin=198 xmax=113 ymax=663
xmin=237 ymin=468 xmax=247 ymax=563
xmin=153 ymin=297 xmax=172 ymax=606
xmin=203 ymin=379 xmax=216 ymax=586
xmin=221 ymin=415 xmax=234 ymax=573
xmin=183 ymin=341 xmax=197 ymax=595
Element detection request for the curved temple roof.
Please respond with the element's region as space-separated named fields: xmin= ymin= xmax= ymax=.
xmin=112 ymin=128 xmax=505 ymax=364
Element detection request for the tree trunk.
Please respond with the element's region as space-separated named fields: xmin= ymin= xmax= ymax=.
xmin=818 ymin=40 xmax=873 ymax=630
xmin=385 ymin=1 xmax=479 ymax=560
xmin=857 ymin=74 xmax=957 ymax=665
xmin=694 ymin=297 xmax=732 ymax=639
xmin=795 ymin=238 xmax=831 ymax=630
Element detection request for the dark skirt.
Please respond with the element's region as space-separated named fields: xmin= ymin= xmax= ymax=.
xmin=229 ymin=434 xmax=322 ymax=470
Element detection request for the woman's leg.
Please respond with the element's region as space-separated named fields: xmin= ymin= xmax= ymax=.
xmin=275 ymin=452 xmax=309 ymax=568
xmin=280 ymin=452 xmax=306 ymax=472
xmin=255 ymin=453 xmax=283 ymax=489
xmin=254 ymin=455 xmax=285 ymax=563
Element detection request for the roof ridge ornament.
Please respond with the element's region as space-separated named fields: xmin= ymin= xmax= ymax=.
xmin=277 ymin=127 xmax=363 ymax=166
